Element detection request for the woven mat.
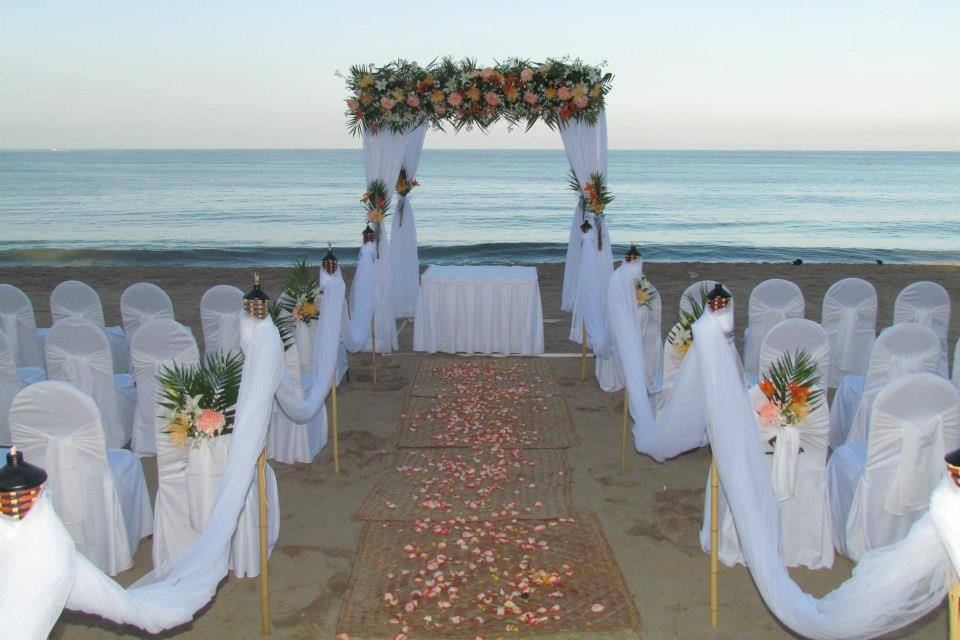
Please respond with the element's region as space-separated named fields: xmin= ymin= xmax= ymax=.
xmin=337 ymin=512 xmax=641 ymax=640
xmin=356 ymin=449 xmax=573 ymax=521
xmin=396 ymin=393 xmax=578 ymax=450
xmin=410 ymin=356 xmax=562 ymax=398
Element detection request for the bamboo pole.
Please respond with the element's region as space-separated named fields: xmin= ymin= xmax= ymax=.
xmin=710 ymin=456 xmax=720 ymax=628
xmin=620 ymin=389 xmax=628 ymax=472
xmin=331 ymin=379 xmax=340 ymax=475
xmin=580 ymin=322 xmax=587 ymax=382
xmin=257 ymin=449 xmax=270 ymax=635
xmin=950 ymin=581 xmax=960 ymax=640
xmin=371 ymin=317 xmax=377 ymax=385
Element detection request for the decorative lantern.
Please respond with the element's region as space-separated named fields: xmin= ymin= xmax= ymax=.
xmin=580 ymin=218 xmax=593 ymax=234
xmin=322 ymin=243 xmax=339 ymax=276
xmin=362 ymin=224 xmax=376 ymax=245
xmin=243 ymin=272 xmax=270 ymax=320
xmin=0 ymin=446 xmax=47 ymax=519
xmin=946 ymin=448 xmax=960 ymax=488
xmin=624 ymin=243 xmax=641 ymax=263
xmin=706 ymin=283 xmax=731 ymax=312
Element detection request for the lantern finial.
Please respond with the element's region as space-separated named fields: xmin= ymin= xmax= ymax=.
xmin=706 ymin=283 xmax=731 ymax=312
xmin=243 ymin=272 xmax=270 ymax=319
xmin=322 ymin=243 xmax=339 ymax=276
xmin=624 ymin=242 xmax=641 ymax=263
xmin=0 ymin=446 xmax=47 ymax=519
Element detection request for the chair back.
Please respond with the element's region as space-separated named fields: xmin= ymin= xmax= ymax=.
xmin=200 ymin=285 xmax=244 ymax=358
xmin=0 ymin=284 xmax=43 ymax=368
xmin=743 ymin=279 xmax=804 ymax=377
xmin=120 ymin=282 xmax=175 ymax=339
xmin=50 ymin=280 xmax=106 ymax=327
xmin=894 ymin=281 xmax=950 ymax=375
xmin=821 ymin=277 xmax=877 ymax=387
xmin=0 ymin=331 xmax=25 ymax=444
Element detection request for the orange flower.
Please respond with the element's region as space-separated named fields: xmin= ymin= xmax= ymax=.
xmin=789 ymin=383 xmax=810 ymax=402
xmin=429 ymin=90 xmax=445 ymax=104
xmin=466 ymin=86 xmax=481 ymax=101
xmin=759 ymin=378 xmax=775 ymax=399
xmin=544 ymin=86 xmax=557 ymax=100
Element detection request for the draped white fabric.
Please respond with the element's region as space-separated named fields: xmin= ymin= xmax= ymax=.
xmin=266 ymin=341 xmax=326 ymax=464
xmin=120 ymin=282 xmax=176 ymax=340
xmin=568 ymin=226 xmax=607 ymax=351
xmin=0 ymin=330 xmax=26 ymax=444
xmin=129 ymin=319 xmax=199 ymax=456
xmin=894 ymin=281 xmax=951 ymax=376
xmin=342 ymin=243 xmax=376 ymax=353
xmin=9 ymin=381 xmax=152 ymax=576
xmin=362 ymin=128 xmax=405 ymax=351
xmin=0 ymin=283 xmax=44 ymax=368
xmin=200 ymin=285 xmax=244 ymax=358
xmin=828 ymin=373 xmax=960 ymax=561
xmin=44 ymin=318 xmax=135 ymax=449
xmin=831 ymin=323 xmax=942 ymax=448
xmin=954 ymin=337 xmax=960 ymax=381
xmin=821 ymin=278 xmax=877 ymax=387
xmin=742 ymin=279 xmax=804 ymax=378
xmin=390 ymin=124 xmax=427 ymax=319
xmin=559 ymin=110 xmax=612 ymax=312
xmin=413 ymin=266 xmax=544 ymax=356
xmin=50 ymin=280 xmax=131 ymax=373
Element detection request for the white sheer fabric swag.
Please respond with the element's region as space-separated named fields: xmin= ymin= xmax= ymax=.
xmin=390 ymin=124 xmax=427 ymax=319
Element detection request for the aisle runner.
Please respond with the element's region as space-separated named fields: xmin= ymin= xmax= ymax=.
xmin=338 ymin=358 xmax=640 ymax=639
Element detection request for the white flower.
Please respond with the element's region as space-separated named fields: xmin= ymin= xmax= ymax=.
xmin=375 ymin=79 xmax=387 ymax=90
xmin=184 ymin=394 xmax=203 ymax=418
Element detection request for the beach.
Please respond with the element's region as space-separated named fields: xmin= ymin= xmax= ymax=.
xmin=5 ymin=260 xmax=953 ymax=639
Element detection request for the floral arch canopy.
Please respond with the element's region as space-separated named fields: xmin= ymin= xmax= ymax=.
xmin=343 ymin=58 xmax=613 ymax=135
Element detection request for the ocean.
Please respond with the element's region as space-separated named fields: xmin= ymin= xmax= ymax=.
xmin=1 ymin=149 xmax=957 ymax=267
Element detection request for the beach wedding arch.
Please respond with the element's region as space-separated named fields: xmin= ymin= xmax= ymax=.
xmin=342 ymin=58 xmax=615 ymax=344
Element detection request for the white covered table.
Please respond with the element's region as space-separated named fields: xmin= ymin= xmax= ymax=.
xmin=413 ymin=266 xmax=545 ymax=356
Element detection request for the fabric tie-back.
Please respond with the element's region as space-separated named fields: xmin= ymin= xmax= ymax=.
xmin=874 ymin=410 xmax=948 ymax=516
xmin=47 ymin=345 xmax=112 ymax=397
xmin=0 ymin=341 xmax=17 ymax=380
xmin=897 ymin=301 xmax=949 ymax=332
xmin=200 ymin=309 xmax=242 ymax=356
xmin=51 ymin=300 xmax=102 ymax=326
xmin=390 ymin=124 xmax=427 ymax=319
xmin=1 ymin=311 xmax=22 ymax=363
xmin=823 ymin=295 xmax=876 ymax=371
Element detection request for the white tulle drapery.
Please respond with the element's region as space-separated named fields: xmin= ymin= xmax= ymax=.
xmin=559 ymin=110 xmax=612 ymax=312
xmin=341 ymin=243 xmax=376 ymax=354
xmin=390 ymin=124 xmax=427 ymax=319
xmin=568 ymin=226 xmax=607 ymax=352
xmin=362 ymin=128 xmax=405 ymax=352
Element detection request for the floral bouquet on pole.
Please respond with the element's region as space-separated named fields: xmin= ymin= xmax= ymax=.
xmin=754 ymin=349 xmax=823 ymax=450
xmin=361 ymin=178 xmax=391 ymax=257
xmin=279 ymin=258 xmax=321 ymax=325
xmin=569 ymin=169 xmax=613 ymax=250
xmin=666 ymin=284 xmax=709 ymax=359
xmin=394 ymin=168 xmax=419 ymax=226
xmin=157 ymin=352 xmax=243 ymax=447
xmin=635 ymin=275 xmax=657 ymax=310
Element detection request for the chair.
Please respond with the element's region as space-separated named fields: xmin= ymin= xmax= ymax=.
xmin=702 ymin=318 xmax=834 ymax=569
xmin=50 ymin=280 xmax=130 ymax=373
xmin=0 ymin=331 xmax=26 ymax=444
xmin=200 ymin=285 xmax=244 ymax=358
xmin=894 ymin=281 xmax=950 ymax=376
xmin=267 ymin=341 xmax=326 ymax=464
xmin=129 ymin=318 xmax=199 ymax=456
xmin=9 ymin=381 xmax=153 ymax=575
xmin=0 ymin=284 xmax=44 ymax=369
xmin=120 ymin=282 xmax=175 ymax=340
xmin=953 ymin=337 xmax=959 ymax=385
xmin=742 ymin=279 xmax=804 ymax=378
xmin=828 ymin=373 xmax=960 ymax=561
xmin=821 ymin=278 xmax=877 ymax=387
xmin=830 ymin=323 xmax=942 ymax=447
xmin=44 ymin=318 xmax=135 ymax=449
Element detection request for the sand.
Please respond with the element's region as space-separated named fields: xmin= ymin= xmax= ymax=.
xmin=1 ymin=261 xmax=956 ymax=639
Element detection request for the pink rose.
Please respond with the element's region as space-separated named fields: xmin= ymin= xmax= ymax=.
xmin=379 ymin=96 xmax=396 ymax=110
xmin=480 ymin=67 xmax=494 ymax=80
xmin=484 ymin=91 xmax=500 ymax=106
xmin=447 ymin=92 xmax=463 ymax=107
xmin=346 ymin=98 xmax=358 ymax=111
xmin=573 ymin=96 xmax=589 ymax=109
xmin=557 ymin=86 xmax=573 ymax=100
xmin=196 ymin=409 xmax=226 ymax=435
xmin=523 ymin=91 xmax=538 ymax=104
xmin=520 ymin=67 xmax=534 ymax=82
xmin=434 ymin=105 xmax=446 ymax=115
xmin=406 ymin=94 xmax=420 ymax=108
xmin=757 ymin=402 xmax=781 ymax=426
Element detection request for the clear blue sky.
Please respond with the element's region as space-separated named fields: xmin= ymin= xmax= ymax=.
xmin=1 ymin=1 xmax=957 ymax=150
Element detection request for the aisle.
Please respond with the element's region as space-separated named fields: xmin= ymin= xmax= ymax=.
xmin=336 ymin=357 xmax=640 ymax=640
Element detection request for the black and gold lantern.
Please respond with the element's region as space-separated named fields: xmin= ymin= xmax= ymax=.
xmin=322 ymin=243 xmax=339 ymax=276
xmin=0 ymin=446 xmax=47 ymax=519
xmin=362 ymin=224 xmax=376 ymax=245
xmin=947 ymin=448 xmax=960 ymax=488
xmin=706 ymin=283 xmax=732 ymax=312
xmin=624 ymin=243 xmax=641 ymax=263
xmin=579 ymin=218 xmax=593 ymax=234
xmin=243 ymin=272 xmax=270 ymax=319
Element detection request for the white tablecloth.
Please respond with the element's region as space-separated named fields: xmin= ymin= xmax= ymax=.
xmin=413 ymin=266 xmax=545 ymax=356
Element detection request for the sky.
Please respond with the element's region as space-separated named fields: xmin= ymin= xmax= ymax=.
xmin=1 ymin=1 xmax=958 ymax=150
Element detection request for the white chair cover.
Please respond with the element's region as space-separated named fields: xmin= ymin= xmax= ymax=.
xmin=44 ymin=318 xmax=134 ymax=449
xmin=953 ymin=337 xmax=960 ymax=383
xmin=50 ymin=280 xmax=130 ymax=373
xmin=120 ymin=282 xmax=175 ymax=340
xmin=828 ymin=373 xmax=960 ymax=561
xmin=389 ymin=124 xmax=427 ymax=319
xmin=702 ymin=318 xmax=833 ymax=569
xmin=200 ymin=284 xmax=244 ymax=358
xmin=831 ymin=323 xmax=942 ymax=447
xmin=894 ymin=281 xmax=950 ymax=376
xmin=0 ymin=283 xmax=44 ymax=368
xmin=820 ymin=277 xmax=877 ymax=387
xmin=9 ymin=381 xmax=152 ymax=575
xmin=0 ymin=330 xmax=26 ymax=444
xmin=266 ymin=340 xmax=326 ymax=464
xmin=129 ymin=318 xmax=199 ymax=455
xmin=742 ymin=279 xmax=804 ymax=378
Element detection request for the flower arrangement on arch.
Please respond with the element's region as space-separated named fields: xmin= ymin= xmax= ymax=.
xmin=755 ymin=349 xmax=824 ymax=449
xmin=279 ymin=258 xmax=320 ymax=325
xmin=666 ymin=284 xmax=709 ymax=358
xmin=635 ymin=275 xmax=657 ymax=310
xmin=361 ymin=178 xmax=391 ymax=225
xmin=157 ymin=352 xmax=243 ymax=447
xmin=395 ymin=168 xmax=419 ymax=197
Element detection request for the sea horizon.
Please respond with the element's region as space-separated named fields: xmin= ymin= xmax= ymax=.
xmin=2 ymin=148 xmax=958 ymax=268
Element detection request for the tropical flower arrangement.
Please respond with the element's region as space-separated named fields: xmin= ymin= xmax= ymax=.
xmin=362 ymin=178 xmax=391 ymax=224
xmin=635 ymin=275 xmax=657 ymax=310
xmin=157 ymin=352 xmax=243 ymax=447
xmin=279 ymin=258 xmax=320 ymax=325
xmin=755 ymin=350 xmax=823 ymax=447
xmin=568 ymin=169 xmax=613 ymax=250
xmin=666 ymin=284 xmax=709 ymax=358
xmin=343 ymin=57 xmax=613 ymax=136
xmin=394 ymin=167 xmax=419 ymax=226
